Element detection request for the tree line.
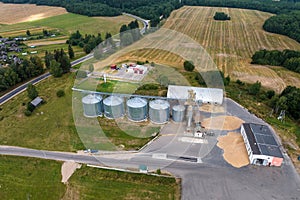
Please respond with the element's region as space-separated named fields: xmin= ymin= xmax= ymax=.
xmin=67 ymin=30 xmax=104 ymax=54
xmin=120 ymin=20 xmax=141 ymax=47
xmin=0 ymin=56 xmax=44 ymax=92
xmin=45 ymin=49 xmax=71 ymax=77
xmin=251 ymin=49 xmax=300 ymax=73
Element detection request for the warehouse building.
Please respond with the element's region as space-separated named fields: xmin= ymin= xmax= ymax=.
xmin=167 ymin=85 xmax=224 ymax=105
xmin=241 ymin=123 xmax=283 ymax=167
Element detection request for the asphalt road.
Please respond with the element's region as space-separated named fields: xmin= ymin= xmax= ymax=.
xmin=0 ymin=53 xmax=93 ymax=106
xmin=1 ymin=143 xmax=300 ymax=200
xmin=0 ymin=13 xmax=148 ymax=106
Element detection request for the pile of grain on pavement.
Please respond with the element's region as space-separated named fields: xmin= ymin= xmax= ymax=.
xmin=202 ymin=115 xmax=244 ymax=131
xmin=199 ymin=104 xmax=225 ymax=113
xmin=217 ymin=132 xmax=250 ymax=168
xmin=61 ymin=161 xmax=82 ymax=183
xmin=0 ymin=2 xmax=67 ymax=24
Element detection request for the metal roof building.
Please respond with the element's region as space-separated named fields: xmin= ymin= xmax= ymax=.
xmin=30 ymin=97 xmax=43 ymax=107
xmin=167 ymin=85 xmax=224 ymax=105
xmin=241 ymin=123 xmax=283 ymax=167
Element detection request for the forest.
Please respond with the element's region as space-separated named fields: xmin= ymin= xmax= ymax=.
xmin=0 ymin=49 xmax=71 ymax=92
xmin=263 ymin=11 xmax=300 ymax=43
xmin=251 ymin=49 xmax=300 ymax=73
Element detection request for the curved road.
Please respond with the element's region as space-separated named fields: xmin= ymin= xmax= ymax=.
xmin=0 ymin=13 xmax=148 ymax=106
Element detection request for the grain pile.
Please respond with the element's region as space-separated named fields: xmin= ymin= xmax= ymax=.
xmin=0 ymin=2 xmax=67 ymax=24
xmin=199 ymin=104 xmax=225 ymax=113
xmin=217 ymin=132 xmax=250 ymax=168
xmin=202 ymin=115 xmax=244 ymax=131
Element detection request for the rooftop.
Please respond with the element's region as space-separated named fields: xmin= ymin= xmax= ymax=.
xmin=167 ymin=85 xmax=223 ymax=104
xmin=30 ymin=97 xmax=43 ymax=107
xmin=242 ymin=123 xmax=283 ymax=158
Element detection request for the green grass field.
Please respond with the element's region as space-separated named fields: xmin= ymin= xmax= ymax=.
xmin=0 ymin=73 xmax=84 ymax=151
xmin=0 ymin=73 xmax=160 ymax=151
xmin=0 ymin=156 xmax=180 ymax=200
xmin=68 ymin=165 xmax=179 ymax=200
xmin=0 ymin=156 xmax=65 ymax=200
xmin=0 ymin=13 xmax=135 ymax=36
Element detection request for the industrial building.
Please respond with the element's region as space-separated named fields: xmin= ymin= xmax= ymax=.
xmin=167 ymin=85 xmax=224 ymax=105
xmin=79 ymin=85 xmax=224 ymax=128
xmin=240 ymin=123 xmax=284 ymax=167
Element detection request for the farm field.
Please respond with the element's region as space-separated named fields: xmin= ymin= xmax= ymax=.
xmin=0 ymin=155 xmax=179 ymax=200
xmin=0 ymin=12 xmax=136 ymax=36
xmin=0 ymin=2 xmax=67 ymax=24
xmin=107 ymin=6 xmax=300 ymax=93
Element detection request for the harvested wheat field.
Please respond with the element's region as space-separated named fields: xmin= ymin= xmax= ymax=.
xmin=26 ymin=39 xmax=67 ymax=47
xmin=0 ymin=2 xmax=67 ymax=24
xmin=202 ymin=115 xmax=244 ymax=131
xmin=103 ymin=6 xmax=300 ymax=92
xmin=217 ymin=132 xmax=250 ymax=168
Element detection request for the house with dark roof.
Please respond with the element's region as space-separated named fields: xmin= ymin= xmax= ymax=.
xmin=241 ymin=123 xmax=283 ymax=167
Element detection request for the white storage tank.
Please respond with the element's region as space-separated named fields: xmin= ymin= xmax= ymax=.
xmin=82 ymin=94 xmax=103 ymax=118
xmin=172 ymin=105 xmax=185 ymax=122
xmin=149 ymin=99 xmax=170 ymax=124
xmin=126 ymin=97 xmax=148 ymax=122
xmin=103 ymin=96 xmax=125 ymax=119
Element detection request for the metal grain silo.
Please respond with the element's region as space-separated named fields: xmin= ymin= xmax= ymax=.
xmin=82 ymin=94 xmax=103 ymax=118
xmin=126 ymin=97 xmax=148 ymax=122
xmin=103 ymin=96 xmax=125 ymax=119
xmin=149 ymin=99 xmax=170 ymax=124
xmin=172 ymin=105 xmax=185 ymax=122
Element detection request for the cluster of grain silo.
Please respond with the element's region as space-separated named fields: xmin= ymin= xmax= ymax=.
xmin=82 ymin=94 xmax=189 ymax=124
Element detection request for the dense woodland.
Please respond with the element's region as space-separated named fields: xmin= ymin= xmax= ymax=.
xmin=251 ymin=49 xmax=300 ymax=73
xmin=67 ymin=31 xmax=103 ymax=54
xmin=0 ymin=49 xmax=71 ymax=92
xmin=0 ymin=56 xmax=44 ymax=91
xmin=263 ymin=11 xmax=300 ymax=43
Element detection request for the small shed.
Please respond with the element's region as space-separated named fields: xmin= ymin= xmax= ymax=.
xmin=30 ymin=97 xmax=43 ymax=107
